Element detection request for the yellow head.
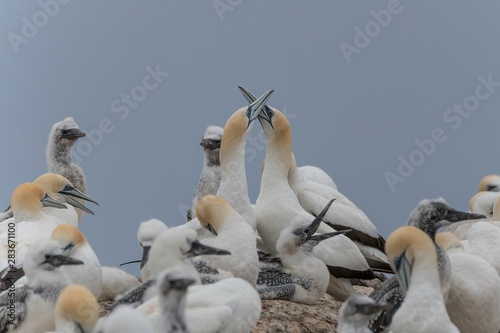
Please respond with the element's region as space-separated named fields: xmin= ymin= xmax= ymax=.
xmin=196 ymin=195 xmax=233 ymax=234
xmin=55 ymin=284 xmax=99 ymax=333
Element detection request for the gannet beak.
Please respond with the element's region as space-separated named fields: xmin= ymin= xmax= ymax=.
xmin=59 ymin=128 xmax=86 ymax=141
xmin=205 ymin=224 xmax=217 ymax=236
xmin=187 ymin=239 xmax=231 ymax=257
xmin=140 ymin=245 xmax=151 ymax=269
xmin=307 ymin=229 xmax=351 ymax=244
xmin=119 ymin=260 xmax=141 ymax=267
xmin=444 ymin=209 xmax=486 ymax=222
xmin=238 ymin=86 xmax=275 ymax=129
xmin=43 ymin=254 xmax=84 ymax=267
xmin=303 ymin=199 xmax=336 ymax=242
xmin=60 ymin=194 xmax=95 ymax=215
xmin=41 ymin=194 xmax=67 ymax=209
xmin=394 ymin=252 xmax=411 ymax=294
xmin=355 ymin=301 xmax=391 ymax=315
xmin=200 ymin=139 xmax=221 ymax=150
xmin=59 ymin=185 xmax=99 ymax=206
xmin=245 ymin=90 xmax=274 ymax=127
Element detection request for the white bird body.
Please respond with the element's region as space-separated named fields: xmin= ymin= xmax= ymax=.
xmin=297 ymin=165 xmax=338 ymax=190
xmin=193 ymin=195 xmax=258 ymax=286
xmin=436 ymin=232 xmax=500 ymax=333
xmin=470 ymin=191 xmax=500 ymax=218
xmin=386 ymin=227 xmax=459 ymax=333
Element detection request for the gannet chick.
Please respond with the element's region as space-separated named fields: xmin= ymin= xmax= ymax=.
xmin=46 ymin=117 xmax=88 ymax=221
xmin=97 ymin=267 xmax=141 ymax=302
xmin=337 ymin=296 xmax=388 ymax=333
xmin=49 ymin=285 xmax=99 ymax=333
xmin=0 ymin=183 xmax=67 ymax=277
xmin=137 ymin=218 xmax=168 ymax=281
xmin=187 ymin=125 xmax=223 ymax=221
xmin=369 ymin=199 xmax=484 ymax=333
xmin=111 ymin=229 xmax=230 ymax=310
xmin=51 ymin=224 xmax=102 ymax=297
xmin=386 ymin=226 xmax=459 ymax=333
xmin=251 ymin=92 xmax=374 ymax=301
xmin=478 ymin=174 xmax=500 ymax=192
xmin=192 ymin=195 xmax=258 ymax=286
xmin=0 ymin=240 xmax=84 ymax=333
xmin=96 ymin=306 xmax=154 ymax=333
xmin=436 ymin=232 xmax=500 ymax=333
xmin=256 ymin=199 xmax=350 ymax=304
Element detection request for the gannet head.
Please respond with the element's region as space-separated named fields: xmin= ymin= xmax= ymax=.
xmin=196 ymin=195 xmax=236 ymax=236
xmin=157 ymin=268 xmax=196 ymax=297
xmin=386 ymin=226 xmax=436 ymax=293
xmin=478 ymin=174 xmax=500 ymax=192
xmin=339 ymin=296 xmax=389 ymax=324
xmin=137 ymin=219 xmax=168 ymax=268
xmin=435 ymin=232 xmax=464 ymax=252
xmin=200 ymin=125 xmax=223 ymax=151
xmin=148 ymin=229 xmax=231 ymax=269
xmin=51 ymin=224 xmax=87 ymax=256
xmin=10 ymin=183 xmax=67 ymax=221
xmin=34 ymin=173 xmax=98 ymax=214
xmin=55 ymin=284 xmax=99 ymax=333
xmin=50 ymin=117 xmax=86 ymax=146
xmin=407 ymin=198 xmax=485 ymax=236
xmin=24 ymin=240 xmax=84 ymax=278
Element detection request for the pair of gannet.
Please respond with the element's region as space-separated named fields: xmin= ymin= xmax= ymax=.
xmin=187 ymin=125 xmax=223 ymax=221
xmin=369 ymin=199 xmax=484 ymax=333
xmin=436 ymin=232 xmax=500 ymax=333
xmin=256 ymin=199 xmax=350 ymax=304
xmin=0 ymin=240 xmax=84 ymax=333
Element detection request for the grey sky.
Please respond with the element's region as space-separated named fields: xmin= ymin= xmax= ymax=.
xmin=1 ymin=1 xmax=500 ymax=276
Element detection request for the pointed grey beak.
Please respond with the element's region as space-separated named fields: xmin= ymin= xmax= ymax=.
xmin=119 ymin=260 xmax=141 ymax=267
xmin=245 ymin=90 xmax=274 ymax=127
xmin=59 ymin=185 xmax=98 ymax=206
xmin=60 ymin=128 xmax=86 ymax=141
xmin=444 ymin=209 xmax=485 ymax=222
xmin=307 ymin=229 xmax=351 ymax=243
xmin=205 ymin=224 xmax=217 ymax=236
xmin=60 ymin=194 xmax=95 ymax=215
xmin=41 ymin=194 xmax=67 ymax=209
xmin=304 ymin=199 xmax=336 ymax=242
xmin=394 ymin=252 xmax=411 ymax=294
xmin=43 ymin=254 xmax=84 ymax=267
xmin=140 ymin=245 xmax=151 ymax=269
xmin=238 ymin=86 xmax=275 ymax=128
xmin=187 ymin=239 xmax=231 ymax=257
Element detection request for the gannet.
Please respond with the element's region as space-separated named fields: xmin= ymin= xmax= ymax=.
xmin=0 ymin=240 xmax=84 ymax=333
xmin=477 ymin=174 xmax=500 ymax=192
xmin=256 ymin=199 xmax=350 ymax=304
xmin=0 ymin=183 xmax=67 ymax=276
xmin=97 ymin=267 xmax=141 ymax=302
xmin=385 ymin=226 xmax=459 ymax=333
xmin=191 ymin=195 xmax=258 ymax=286
xmin=48 ymin=284 xmax=99 ymax=333
xmin=46 ymin=117 xmax=88 ymax=221
xmin=251 ymin=93 xmax=374 ymax=301
xmin=467 ymin=221 xmax=500 ymax=275
xmin=51 ymin=224 xmax=102 ymax=297
xmin=111 ymin=228 xmax=230 ymax=310
xmin=95 ymin=306 xmax=154 ymax=333
xmin=436 ymin=232 xmax=500 ymax=333
xmin=187 ymin=125 xmax=223 ymax=221
xmin=369 ymin=199 xmax=484 ymax=333
xmin=337 ymin=296 xmax=388 ymax=333
xmin=145 ymin=269 xmax=262 ymax=333
xmin=470 ymin=191 xmax=500 ymax=218
xmin=137 ymin=218 xmax=168 ymax=281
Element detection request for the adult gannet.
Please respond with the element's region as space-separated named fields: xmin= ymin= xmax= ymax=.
xmin=51 ymin=224 xmax=102 ymax=297
xmin=137 ymin=218 xmax=168 ymax=281
xmin=337 ymin=296 xmax=388 ymax=333
xmin=369 ymin=199 xmax=484 ymax=333
xmin=0 ymin=240 xmax=84 ymax=333
xmin=46 ymin=117 xmax=88 ymax=221
xmin=478 ymin=174 xmax=500 ymax=192
xmin=251 ymin=93 xmax=374 ymax=301
xmin=48 ymin=285 xmax=99 ymax=333
xmin=111 ymin=228 xmax=230 ymax=310
xmin=239 ymin=86 xmax=388 ymax=271
xmin=385 ymin=226 xmax=459 ymax=333
xmin=256 ymin=199 xmax=350 ymax=304
xmin=436 ymin=232 xmax=500 ymax=333
xmin=95 ymin=306 xmax=154 ymax=333
xmin=0 ymin=183 xmax=67 ymax=275
xmin=187 ymin=125 xmax=223 ymax=221
xmin=192 ymin=195 xmax=258 ymax=286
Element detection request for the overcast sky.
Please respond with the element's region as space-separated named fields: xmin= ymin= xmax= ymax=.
xmin=1 ymin=1 xmax=499 ymax=275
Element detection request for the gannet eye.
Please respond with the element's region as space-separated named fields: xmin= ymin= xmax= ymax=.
xmin=62 ymin=184 xmax=72 ymax=192
xmin=266 ymin=109 xmax=274 ymax=118
xmin=303 ymin=228 xmax=310 ymax=235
